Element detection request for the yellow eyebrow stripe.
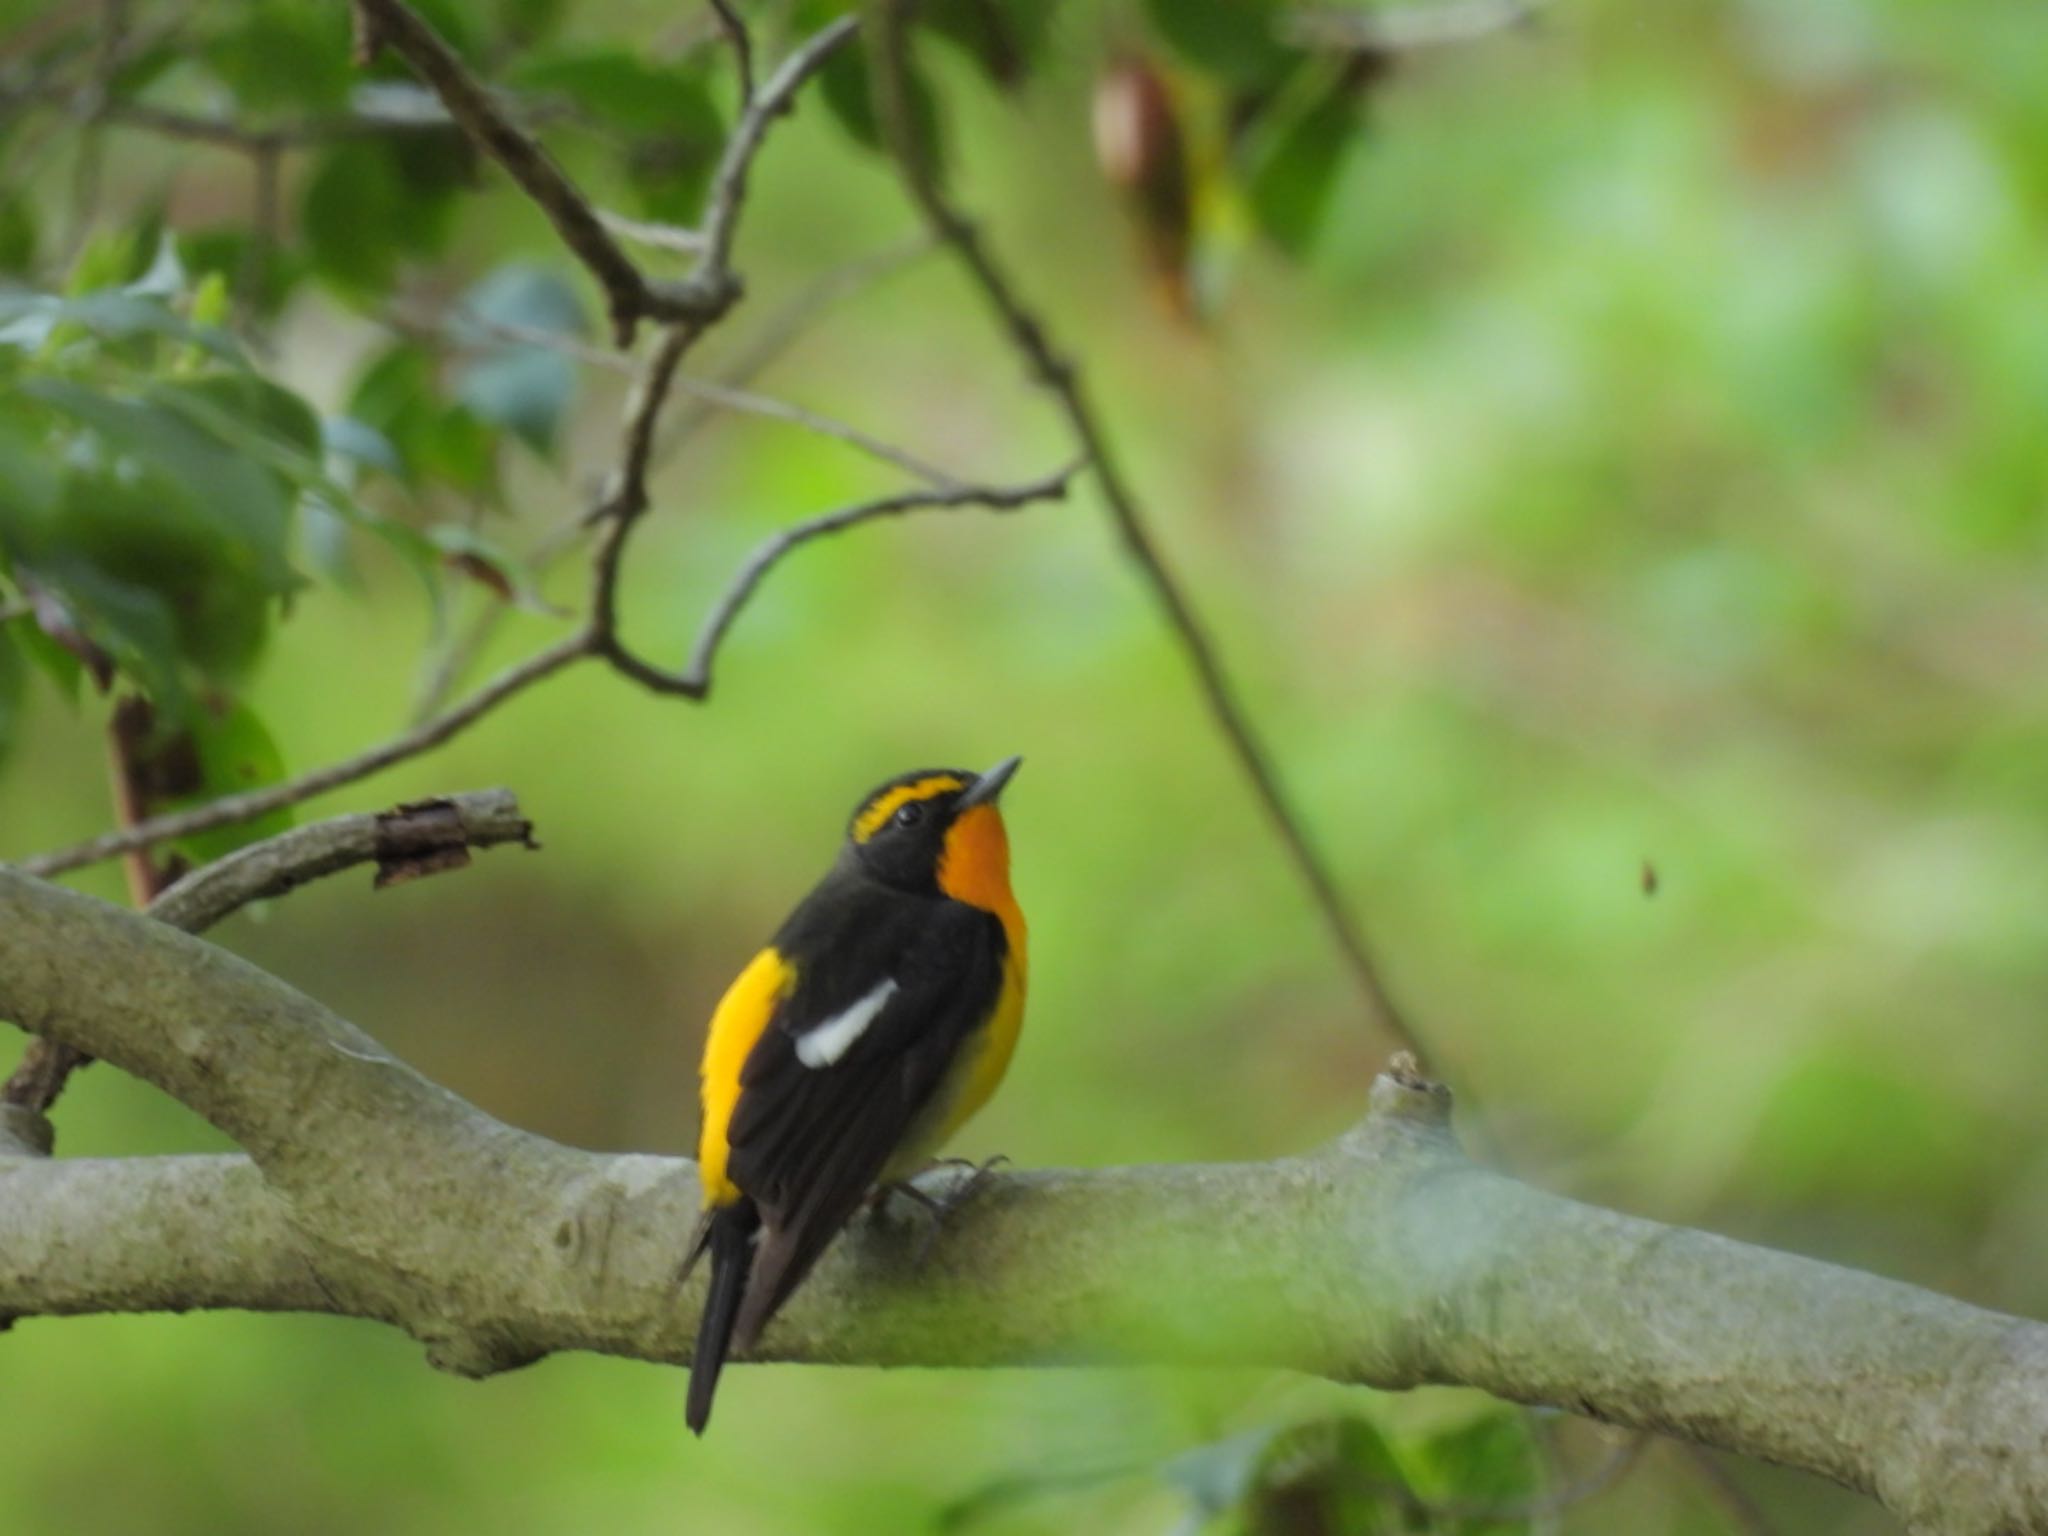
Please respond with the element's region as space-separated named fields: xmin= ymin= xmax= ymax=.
xmin=852 ymin=775 xmax=965 ymax=843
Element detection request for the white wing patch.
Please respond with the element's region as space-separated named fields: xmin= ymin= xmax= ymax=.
xmin=795 ymin=979 xmax=899 ymax=1068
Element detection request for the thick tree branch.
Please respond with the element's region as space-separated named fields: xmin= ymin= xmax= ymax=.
xmin=0 ymin=877 xmax=2042 ymax=1534
xmin=868 ymin=4 xmax=1429 ymax=1065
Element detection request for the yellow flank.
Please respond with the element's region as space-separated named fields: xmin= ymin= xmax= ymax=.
xmin=851 ymin=775 xmax=965 ymax=843
xmin=698 ymin=947 xmax=795 ymax=1205
xmin=933 ymin=953 xmax=1026 ymax=1148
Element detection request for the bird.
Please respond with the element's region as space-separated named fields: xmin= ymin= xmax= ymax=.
xmin=683 ymin=756 xmax=1028 ymax=1434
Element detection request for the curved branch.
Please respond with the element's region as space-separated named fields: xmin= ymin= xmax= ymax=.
xmin=1 ymin=874 xmax=2044 ymax=1535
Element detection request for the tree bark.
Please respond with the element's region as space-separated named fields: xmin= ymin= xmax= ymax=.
xmin=1 ymin=867 xmax=2043 ymax=1534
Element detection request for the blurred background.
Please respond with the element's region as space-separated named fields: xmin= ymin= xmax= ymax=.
xmin=3 ymin=0 xmax=2046 ymax=1530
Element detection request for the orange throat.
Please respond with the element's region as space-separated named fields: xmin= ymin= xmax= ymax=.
xmin=938 ymin=806 xmax=1026 ymax=962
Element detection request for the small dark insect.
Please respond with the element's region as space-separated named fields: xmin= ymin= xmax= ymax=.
xmin=1641 ymin=860 xmax=1660 ymax=897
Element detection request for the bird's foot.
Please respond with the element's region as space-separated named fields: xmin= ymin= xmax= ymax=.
xmin=877 ymin=1155 xmax=1010 ymax=1266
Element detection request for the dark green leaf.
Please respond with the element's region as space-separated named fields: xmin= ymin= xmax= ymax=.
xmin=159 ymin=698 xmax=294 ymax=866
xmin=818 ymin=37 xmax=946 ymax=174
xmin=301 ymin=144 xmax=407 ymax=295
xmin=30 ymin=554 xmax=190 ymax=715
xmin=25 ymin=379 xmax=298 ymax=593
xmin=1245 ymin=82 xmax=1365 ymax=259
xmin=1415 ymin=1414 xmax=1541 ymax=1534
xmin=509 ymin=48 xmax=720 ymax=136
xmin=918 ymin=0 xmax=1054 ymax=88
xmin=509 ymin=49 xmax=723 ymax=220
xmin=301 ymin=139 xmax=467 ymax=299
xmin=1242 ymin=1418 xmax=1415 ymax=1536
xmin=1144 ymin=0 xmax=1293 ymax=87
xmin=203 ymin=2 xmax=355 ymax=114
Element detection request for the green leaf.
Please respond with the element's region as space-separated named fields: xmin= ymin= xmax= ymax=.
xmin=0 ymin=414 xmax=60 ymax=550
xmin=509 ymin=49 xmax=723 ymax=220
xmin=25 ymin=378 xmax=298 ymax=594
xmin=30 ymin=554 xmax=189 ymax=715
xmin=510 ymin=48 xmax=718 ymax=136
xmin=180 ymin=227 xmax=307 ymax=320
xmin=0 ymin=289 xmax=241 ymax=360
xmin=301 ymin=144 xmax=407 ymax=295
xmin=918 ymin=0 xmax=1054 ymax=88
xmin=1144 ymin=0 xmax=1293 ymax=87
xmin=451 ymin=265 xmax=586 ymax=455
xmin=158 ymin=698 xmax=293 ymax=866
xmin=1414 ymin=1413 xmax=1541 ymax=1534
xmin=1244 ymin=81 xmax=1365 ymax=259
xmin=1243 ymin=1417 xmax=1415 ymax=1535
xmin=202 ymin=2 xmax=355 ymax=115
xmin=817 ymin=37 xmax=946 ymax=173
xmin=344 ymin=342 xmax=502 ymax=501
xmin=301 ymin=139 xmax=467 ymax=299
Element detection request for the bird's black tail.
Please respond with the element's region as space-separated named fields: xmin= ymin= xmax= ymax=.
xmin=686 ymin=1200 xmax=759 ymax=1436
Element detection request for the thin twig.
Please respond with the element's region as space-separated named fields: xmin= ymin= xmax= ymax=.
xmin=596 ymin=208 xmax=709 ymax=256
xmin=146 ymin=788 xmax=536 ymax=931
xmin=675 ymin=462 xmax=1079 ymax=698
xmin=691 ymin=15 xmax=859 ymax=287
xmin=707 ymin=0 xmax=755 ymax=104
xmin=15 ymin=637 xmax=588 ymax=880
xmin=408 ymin=236 xmax=931 ymax=722
xmin=869 ymin=3 xmax=1430 ymax=1063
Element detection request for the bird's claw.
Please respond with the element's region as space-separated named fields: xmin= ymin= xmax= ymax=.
xmin=876 ymin=1154 xmax=1010 ymax=1266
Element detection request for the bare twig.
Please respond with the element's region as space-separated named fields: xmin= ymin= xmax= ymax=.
xmin=16 ymin=637 xmax=588 ymax=880
xmin=675 ymin=462 xmax=1079 ymax=699
xmin=595 ymin=208 xmax=708 ymax=256
xmin=869 ymin=3 xmax=1429 ymax=1063
xmin=145 ymin=789 xmax=536 ymax=931
xmin=408 ymin=237 xmax=931 ymax=723
xmin=708 ymin=0 xmax=755 ymax=104
xmin=691 ymin=14 xmax=859 ymax=288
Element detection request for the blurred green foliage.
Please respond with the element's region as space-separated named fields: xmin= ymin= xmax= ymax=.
xmin=3 ymin=0 xmax=2046 ymax=1532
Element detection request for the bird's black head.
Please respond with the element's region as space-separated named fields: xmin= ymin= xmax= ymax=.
xmin=845 ymin=757 xmax=1022 ymax=896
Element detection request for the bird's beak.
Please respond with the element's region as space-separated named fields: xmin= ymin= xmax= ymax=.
xmin=956 ymin=755 xmax=1022 ymax=811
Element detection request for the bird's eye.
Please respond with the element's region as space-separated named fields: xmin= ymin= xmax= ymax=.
xmin=893 ymin=801 xmax=925 ymax=829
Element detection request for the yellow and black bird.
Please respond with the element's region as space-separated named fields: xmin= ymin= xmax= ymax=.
xmin=684 ymin=757 xmax=1028 ymax=1434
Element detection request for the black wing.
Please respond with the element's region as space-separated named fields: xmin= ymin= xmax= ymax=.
xmin=725 ymin=876 xmax=1005 ymax=1345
